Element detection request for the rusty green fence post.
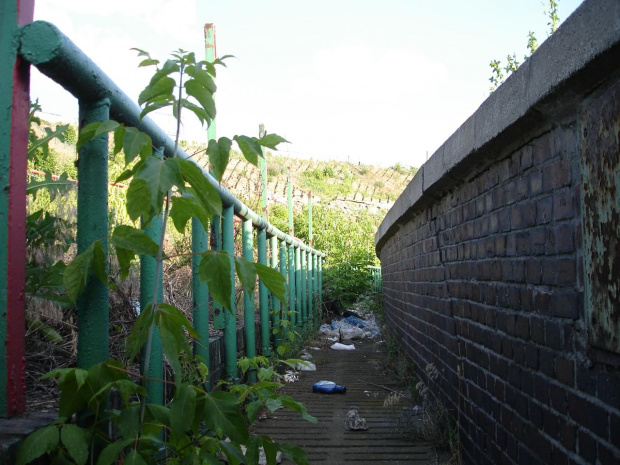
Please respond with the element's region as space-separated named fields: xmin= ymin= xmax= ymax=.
xmin=192 ymin=218 xmax=209 ymax=374
xmin=295 ymin=246 xmax=302 ymax=328
xmin=301 ymin=248 xmax=307 ymax=326
xmin=270 ymin=235 xmax=281 ymax=347
xmin=0 ymin=0 xmax=33 ymax=417
xmin=257 ymin=228 xmax=269 ymax=354
xmin=288 ymin=243 xmax=296 ymax=328
xmin=212 ymin=215 xmax=224 ymax=329
xmin=319 ymin=256 xmax=323 ymax=315
xmin=279 ymin=239 xmax=288 ymax=341
xmin=140 ymin=147 xmax=164 ymax=405
xmin=222 ymin=206 xmax=237 ymax=381
xmin=307 ymin=251 xmax=313 ymax=325
xmin=242 ymin=219 xmax=256 ymax=383
xmin=76 ymin=98 xmax=110 ymax=370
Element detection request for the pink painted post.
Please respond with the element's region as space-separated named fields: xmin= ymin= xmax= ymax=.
xmin=0 ymin=0 xmax=34 ymax=417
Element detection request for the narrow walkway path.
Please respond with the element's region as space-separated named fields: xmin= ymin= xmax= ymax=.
xmin=254 ymin=335 xmax=433 ymax=464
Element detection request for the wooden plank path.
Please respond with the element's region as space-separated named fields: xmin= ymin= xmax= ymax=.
xmin=254 ymin=335 xmax=433 ymax=464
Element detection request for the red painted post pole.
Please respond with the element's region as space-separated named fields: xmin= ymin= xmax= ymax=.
xmin=0 ymin=0 xmax=34 ymax=417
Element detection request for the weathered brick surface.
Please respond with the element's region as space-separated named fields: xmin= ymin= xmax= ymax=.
xmin=378 ymin=105 xmax=620 ymax=464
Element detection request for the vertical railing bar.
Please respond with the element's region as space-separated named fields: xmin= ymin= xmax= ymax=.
xmin=270 ymin=235 xmax=281 ymax=347
xmin=257 ymin=229 xmax=269 ymax=355
xmin=242 ymin=219 xmax=256 ymax=383
xmin=279 ymin=239 xmax=288 ymax=341
xmin=139 ymin=150 xmax=164 ymax=406
xmin=307 ymin=251 xmax=313 ymax=327
xmin=1 ymin=0 xmax=34 ymax=417
xmin=288 ymin=243 xmax=296 ymax=328
xmin=295 ymin=246 xmax=302 ymax=328
xmin=212 ymin=215 xmax=224 ymax=329
xmin=192 ymin=218 xmax=209 ymax=384
xmin=301 ymin=248 xmax=307 ymax=326
xmin=76 ymin=98 xmax=111 ymax=370
xmin=222 ymin=206 xmax=237 ymax=382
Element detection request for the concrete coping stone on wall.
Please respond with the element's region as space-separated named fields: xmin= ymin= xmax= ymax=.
xmin=375 ymin=0 xmax=620 ymax=254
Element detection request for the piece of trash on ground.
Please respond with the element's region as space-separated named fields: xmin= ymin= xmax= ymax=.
xmin=300 ymin=352 xmax=313 ymax=360
xmin=345 ymin=409 xmax=369 ymax=431
xmin=308 ymin=346 xmax=321 ymax=351
xmin=283 ymin=370 xmax=299 ymax=383
xmin=296 ymin=361 xmax=316 ymax=371
xmin=331 ymin=342 xmax=355 ymax=351
xmin=364 ymin=390 xmax=379 ymax=398
xmin=312 ymin=380 xmax=346 ymax=393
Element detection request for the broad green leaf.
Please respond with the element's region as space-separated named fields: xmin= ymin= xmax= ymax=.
xmin=123 ymin=127 xmax=153 ymax=165
xmin=140 ymin=100 xmax=174 ymax=120
xmin=185 ymin=79 xmax=215 ymax=119
xmin=186 ymin=65 xmax=216 ymax=93
xmin=27 ymin=171 xmax=74 ymax=201
xmin=156 ymin=303 xmax=195 ymax=376
xmin=75 ymin=120 xmax=119 ymax=151
xmin=113 ymin=125 xmax=126 ymax=156
xmin=202 ymin=391 xmax=249 ymax=443
xmin=198 ymin=251 xmax=232 ymax=311
xmin=91 ymin=240 xmax=108 ymax=286
xmin=61 ymin=424 xmax=88 ymax=465
xmin=138 ymin=58 xmax=159 ymax=67
xmin=170 ymin=384 xmax=197 ymax=439
xmin=246 ymin=400 xmax=262 ymax=424
xmin=258 ymin=133 xmax=288 ymax=150
xmin=179 ymin=99 xmax=211 ymax=126
xmin=279 ymin=395 xmax=317 ymax=423
xmin=131 ymin=48 xmax=151 ymax=58
xmin=260 ymin=436 xmax=279 ymax=465
xmin=234 ymin=135 xmax=262 ymax=167
xmin=234 ymin=257 xmax=257 ymax=294
xmin=63 ymin=241 xmax=107 ymax=302
xmin=135 ymin=157 xmax=184 ymax=215
xmin=148 ymin=59 xmax=180 ymax=85
xmin=265 ymin=397 xmax=282 ymax=412
xmin=115 ymin=247 xmax=134 ymax=280
xmin=126 ymin=177 xmax=152 ymax=222
xmin=277 ymin=443 xmax=310 ymax=465
xmin=146 ymin=403 xmax=170 ymax=427
xmin=17 ymin=425 xmax=59 ymax=465
xmin=116 ymin=404 xmax=141 ymax=440
xmin=95 ymin=438 xmax=134 ymax=465
xmin=219 ymin=440 xmax=245 ymax=465
xmin=207 ymin=137 xmax=232 ymax=182
xmin=124 ymin=450 xmax=148 ymax=465
xmin=177 ymin=158 xmax=222 ymax=217
xmin=127 ymin=304 xmax=156 ymax=361
xmin=169 ymin=195 xmax=210 ymax=233
xmin=244 ymin=437 xmax=261 ymax=465
xmin=138 ymin=75 xmax=175 ymax=105
xmin=255 ymin=263 xmax=287 ymax=309
xmin=112 ymin=225 xmax=159 ymax=257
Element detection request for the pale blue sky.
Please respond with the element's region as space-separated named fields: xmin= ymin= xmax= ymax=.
xmin=32 ymin=0 xmax=584 ymax=168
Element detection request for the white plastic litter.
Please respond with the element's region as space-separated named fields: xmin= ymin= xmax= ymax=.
xmin=345 ymin=409 xmax=369 ymax=431
xmin=283 ymin=370 xmax=299 ymax=383
xmin=331 ymin=342 xmax=355 ymax=351
xmin=308 ymin=346 xmax=321 ymax=351
xmin=296 ymin=361 xmax=317 ymax=371
xmin=300 ymin=352 xmax=313 ymax=360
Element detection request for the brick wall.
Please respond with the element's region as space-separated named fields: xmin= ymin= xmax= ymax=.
xmin=375 ymin=1 xmax=620 ymax=463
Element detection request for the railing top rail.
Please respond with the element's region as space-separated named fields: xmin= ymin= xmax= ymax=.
xmin=18 ymin=20 xmax=324 ymax=257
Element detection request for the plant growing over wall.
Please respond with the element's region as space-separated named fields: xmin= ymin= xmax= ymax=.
xmin=489 ymin=0 xmax=560 ymax=91
xmin=18 ymin=49 xmax=314 ymax=465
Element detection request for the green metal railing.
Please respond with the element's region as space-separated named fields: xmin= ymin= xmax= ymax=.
xmin=369 ymin=266 xmax=382 ymax=294
xmin=0 ymin=16 xmax=324 ymax=416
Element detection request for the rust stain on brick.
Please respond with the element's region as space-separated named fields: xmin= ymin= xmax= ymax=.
xmin=580 ymin=79 xmax=620 ymax=353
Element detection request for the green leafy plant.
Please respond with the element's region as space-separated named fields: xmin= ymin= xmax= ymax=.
xmin=489 ymin=0 xmax=560 ymax=92
xmin=19 ymin=49 xmax=312 ymax=465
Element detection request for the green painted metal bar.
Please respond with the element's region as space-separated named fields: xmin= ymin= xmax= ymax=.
xmin=295 ymin=246 xmax=302 ymax=328
xmin=301 ymin=249 xmax=307 ymax=325
xmin=259 ymin=124 xmax=268 ymax=219
xmin=313 ymin=254 xmax=318 ymax=323
xmin=287 ymin=175 xmax=293 ymax=236
xmin=1 ymin=0 xmax=33 ymax=418
xmin=319 ymin=256 xmax=323 ymax=317
xmin=288 ymin=243 xmax=296 ymax=328
xmin=139 ymin=147 xmax=165 ymax=405
xmin=307 ymin=251 xmax=313 ymax=326
xmin=192 ymin=219 xmax=209 ymax=370
xmin=212 ymin=215 xmax=224 ymax=329
xmin=279 ymin=239 xmax=288 ymax=340
xmin=270 ymin=235 xmax=281 ymax=347
xmin=76 ymin=98 xmax=110 ymax=370
xmin=222 ymin=206 xmax=237 ymax=382
xmin=257 ymin=229 xmax=269 ymax=355
xmin=242 ymin=219 xmax=256 ymax=383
